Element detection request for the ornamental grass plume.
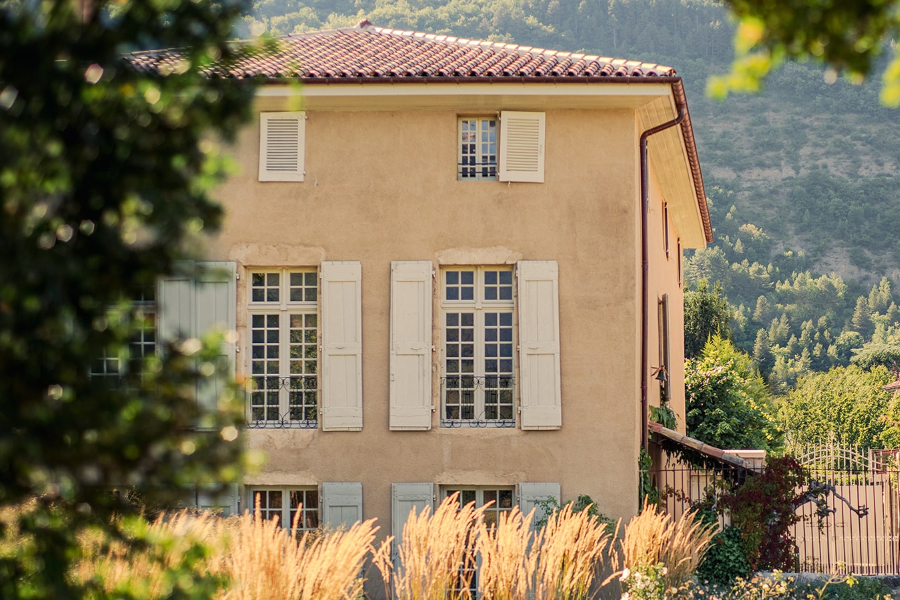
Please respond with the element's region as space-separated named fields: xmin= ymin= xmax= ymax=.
xmin=75 ymin=510 xmax=223 ymax=597
xmin=532 ymin=503 xmax=615 ymax=600
xmin=475 ymin=506 xmax=538 ymax=600
xmin=376 ymin=493 xmax=486 ymax=600
xmin=619 ymin=501 xmax=716 ymax=590
xmin=214 ymin=505 xmax=379 ymax=600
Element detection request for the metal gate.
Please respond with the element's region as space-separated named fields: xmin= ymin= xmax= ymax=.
xmin=792 ymin=444 xmax=900 ymax=575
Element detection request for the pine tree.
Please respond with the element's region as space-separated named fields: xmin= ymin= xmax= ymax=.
xmin=753 ymin=295 xmax=772 ymax=324
xmin=852 ymin=296 xmax=872 ymax=335
xmin=753 ymin=328 xmax=773 ymax=375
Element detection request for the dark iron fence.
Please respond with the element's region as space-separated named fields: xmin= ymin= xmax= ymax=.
xmin=648 ymin=443 xmax=900 ymax=576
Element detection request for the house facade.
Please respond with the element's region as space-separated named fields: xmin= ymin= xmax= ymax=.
xmin=131 ymin=23 xmax=712 ymax=536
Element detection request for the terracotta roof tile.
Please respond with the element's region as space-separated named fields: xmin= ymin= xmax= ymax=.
xmin=126 ymin=23 xmax=676 ymax=80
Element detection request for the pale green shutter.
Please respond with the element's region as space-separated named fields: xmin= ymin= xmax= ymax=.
xmin=197 ymin=483 xmax=240 ymax=517
xmin=321 ymin=261 xmax=363 ymax=431
xmin=390 ymin=261 xmax=434 ymax=430
xmin=518 ymin=482 xmax=560 ymax=528
xmin=391 ymin=482 xmax=434 ymax=566
xmin=158 ymin=263 xmax=195 ymax=344
xmin=517 ymin=261 xmax=562 ymax=430
xmin=322 ymin=482 xmax=363 ymax=528
xmin=195 ymin=262 xmax=237 ymax=418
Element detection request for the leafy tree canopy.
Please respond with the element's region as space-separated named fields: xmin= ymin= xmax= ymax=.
xmin=779 ymin=365 xmax=894 ymax=449
xmin=0 ymin=0 xmax=259 ymax=596
xmin=685 ymin=335 xmax=781 ymax=450
xmin=710 ymin=0 xmax=900 ymax=107
xmin=684 ymin=280 xmax=734 ymax=359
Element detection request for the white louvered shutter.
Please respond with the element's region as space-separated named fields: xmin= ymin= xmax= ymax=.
xmin=517 ymin=261 xmax=562 ymax=430
xmin=392 ymin=483 xmax=434 ymax=565
xmin=321 ymin=261 xmax=363 ymax=431
xmin=499 ymin=111 xmax=545 ymax=183
xmin=518 ymin=482 xmax=561 ymax=528
xmin=259 ymin=112 xmax=305 ymax=182
xmin=158 ymin=264 xmax=196 ymax=344
xmin=390 ymin=261 xmax=434 ymax=430
xmin=194 ymin=262 xmax=237 ymax=419
xmin=322 ymin=482 xmax=363 ymax=528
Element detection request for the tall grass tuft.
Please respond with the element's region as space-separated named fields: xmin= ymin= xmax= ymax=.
xmin=475 ymin=506 xmax=537 ymax=600
xmin=620 ymin=501 xmax=716 ymax=589
xmin=532 ymin=503 xmax=615 ymax=600
xmin=75 ymin=510 xmax=223 ymax=597
xmin=211 ymin=506 xmax=379 ymax=600
xmin=73 ymin=507 xmax=379 ymax=600
xmin=377 ymin=494 xmax=486 ymax=600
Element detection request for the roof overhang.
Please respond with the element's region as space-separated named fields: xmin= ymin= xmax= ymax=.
xmin=650 ymin=422 xmax=754 ymax=470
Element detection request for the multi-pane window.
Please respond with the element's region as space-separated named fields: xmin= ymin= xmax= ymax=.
xmin=129 ymin=286 xmax=157 ymax=375
xmin=90 ymin=287 xmax=157 ymax=381
xmin=90 ymin=349 xmax=121 ymax=380
xmin=251 ymin=488 xmax=319 ymax=532
xmin=248 ymin=270 xmax=318 ymax=427
xmin=444 ymin=486 xmax=515 ymax=595
xmin=441 ymin=268 xmax=515 ymax=427
xmin=458 ymin=118 xmax=497 ymax=180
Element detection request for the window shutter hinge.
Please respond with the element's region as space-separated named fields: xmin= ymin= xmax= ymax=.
xmin=236 ymin=346 xmax=240 ymax=353
xmin=236 ymin=272 xmax=240 ymax=280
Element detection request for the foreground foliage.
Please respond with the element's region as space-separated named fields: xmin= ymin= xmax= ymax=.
xmin=0 ymin=0 xmax=259 ymax=597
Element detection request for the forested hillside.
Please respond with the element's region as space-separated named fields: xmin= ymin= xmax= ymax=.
xmin=240 ymin=0 xmax=900 ymax=391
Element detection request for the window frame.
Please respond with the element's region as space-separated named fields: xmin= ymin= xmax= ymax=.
xmin=442 ymin=485 xmax=516 ymax=596
xmin=440 ymin=266 xmax=516 ymax=428
xmin=663 ymin=202 xmax=670 ymax=259
xmin=90 ymin=290 xmax=158 ymax=382
xmin=246 ymin=268 xmax=320 ymax=429
xmin=457 ymin=116 xmax=499 ymax=181
xmin=249 ymin=487 xmax=320 ymax=533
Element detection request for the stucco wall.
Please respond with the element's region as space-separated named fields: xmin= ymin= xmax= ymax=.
xmin=203 ymin=104 xmax=688 ymax=528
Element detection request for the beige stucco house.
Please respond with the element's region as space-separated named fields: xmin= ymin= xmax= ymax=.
xmin=131 ymin=22 xmax=712 ymax=538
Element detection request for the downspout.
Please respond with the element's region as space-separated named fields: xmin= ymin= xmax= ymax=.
xmin=639 ymin=107 xmax=686 ymax=452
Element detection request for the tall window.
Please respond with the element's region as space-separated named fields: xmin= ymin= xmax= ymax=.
xmin=441 ymin=267 xmax=515 ymax=427
xmin=248 ymin=269 xmax=318 ymax=427
xmin=251 ymin=488 xmax=319 ymax=532
xmin=658 ymin=294 xmax=670 ymax=380
xmin=663 ymin=202 xmax=670 ymax=258
xmin=90 ymin=287 xmax=157 ymax=381
xmin=444 ymin=486 xmax=515 ymax=595
xmin=129 ymin=286 xmax=157 ymax=375
xmin=458 ymin=118 xmax=497 ymax=180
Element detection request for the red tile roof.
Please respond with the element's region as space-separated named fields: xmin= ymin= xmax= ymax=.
xmin=126 ymin=22 xmax=676 ymax=80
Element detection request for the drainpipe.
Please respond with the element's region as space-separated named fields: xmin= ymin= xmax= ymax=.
xmin=639 ymin=107 xmax=686 ymax=452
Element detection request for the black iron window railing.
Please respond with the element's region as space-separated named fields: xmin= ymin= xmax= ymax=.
xmin=248 ymin=375 xmax=318 ymax=428
xmin=441 ymin=375 xmax=515 ymax=428
xmin=457 ymin=160 xmax=497 ymax=180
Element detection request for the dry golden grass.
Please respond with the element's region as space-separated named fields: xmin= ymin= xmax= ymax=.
xmin=619 ymin=502 xmax=716 ymax=589
xmin=73 ymin=507 xmax=379 ymax=600
xmin=532 ymin=504 xmax=615 ymax=600
xmin=212 ymin=507 xmax=379 ymax=600
xmin=75 ymin=511 xmax=222 ymax=597
xmin=474 ymin=507 xmax=537 ymax=600
xmin=375 ymin=494 xmax=486 ymax=600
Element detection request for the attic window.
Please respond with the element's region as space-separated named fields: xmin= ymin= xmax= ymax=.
xmin=457 ymin=112 xmax=546 ymax=183
xmin=259 ymin=112 xmax=306 ymax=182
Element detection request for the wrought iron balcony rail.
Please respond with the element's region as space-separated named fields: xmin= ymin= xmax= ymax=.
xmin=440 ymin=375 xmax=515 ymax=428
